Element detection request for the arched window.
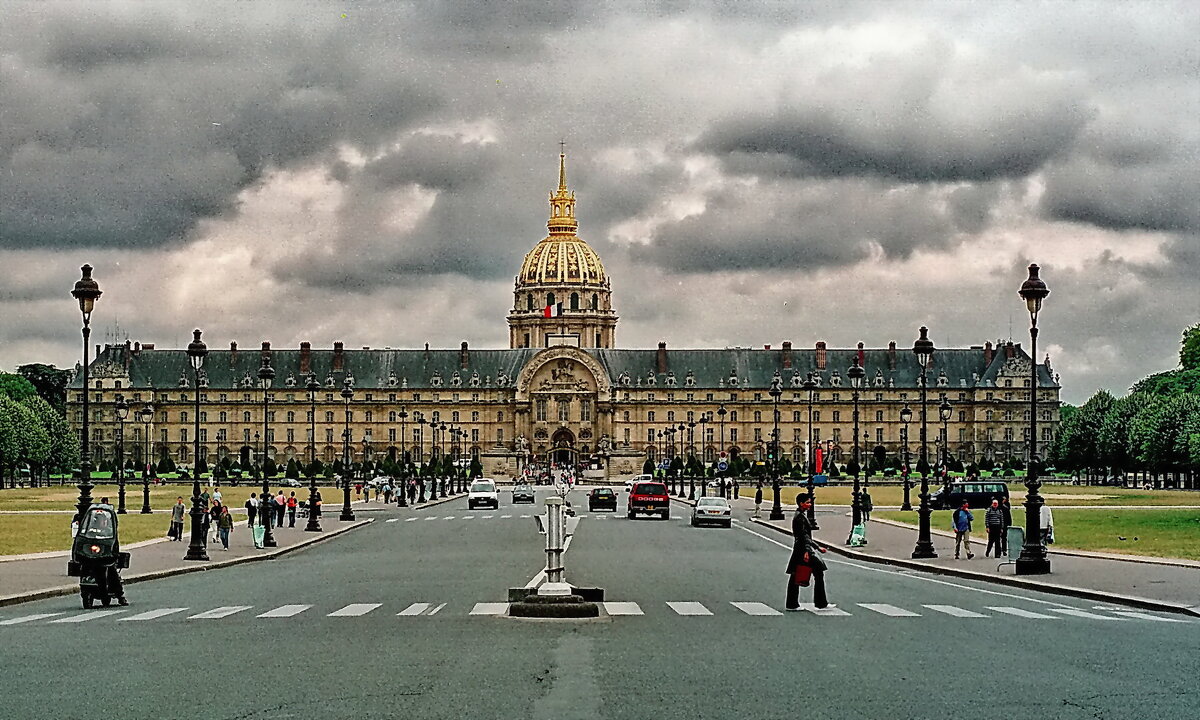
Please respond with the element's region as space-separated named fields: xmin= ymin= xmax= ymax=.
xmin=527 ymin=294 xmax=534 ymax=311
xmin=591 ymin=294 xmax=598 ymax=310
xmin=570 ymin=293 xmax=579 ymax=310
xmin=546 ymin=293 xmax=555 ymax=307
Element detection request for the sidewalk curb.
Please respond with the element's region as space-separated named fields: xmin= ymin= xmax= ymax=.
xmin=0 ymin=518 xmax=374 ymax=608
xmin=867 ymin=516 xmax=1200 ymax=569
xmin=747 ymin=517 xmax=1200 ymax=618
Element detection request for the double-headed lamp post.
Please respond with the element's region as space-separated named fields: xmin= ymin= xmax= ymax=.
xmin=802 ymin=372 xmax=819 ymax=529
xmin=847 ymin=359 xmax=865 ymax=543
xmin=397 ymin=409 xmax=409 ymax=507
xmin=114 ymin=395 xmax=129 ymax=514
xmin=258 ymin=354 xmax=277 ymax=547
xmin=911 ymin=326 xmax=938 ymax=559
xmin=767 ymin=377 xmax=784 ymax=521
xmin=340 ymin=380 xmax=355 ymax=521
xmin=184 ymin=330 xmax=210 ymax=561
xmin=304 ymin=376 xmax=323 ymax=533
xmin=71 ymin=265 xmax=102 ymax=525
xmin=692 ymin=417 xmax=705 ymax=500
xmin=1017 ymin=264 xmax=1051 ymax=575
xmin=900 ymin=404 xmax=913 ymax=511
xmin=939 ymin=398 xmax=952 ymax=475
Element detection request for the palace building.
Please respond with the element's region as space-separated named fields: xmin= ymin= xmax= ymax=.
xmin=68 ymin=154 xmax=1062 ymax=478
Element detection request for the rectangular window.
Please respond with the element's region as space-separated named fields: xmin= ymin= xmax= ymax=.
xmin=647 ymin=429 xmax=654 ymax=444
xmin=813 ymin=429 xmax=821 ymax=444
xmin=832 ymin=428 xmax=841 ymax=443
xmin=667 ymin=411 xmax=675 ymax=422
xmin=623 ymin=428 xmax=630 ymax=445
xmin=180 ymin=411 xmax=188 ymax=423
xmin=471 ymin=429 xmax=479 ymax=442
xmin=325 ymin=429 xmax=334 ymax=443
xmin=244 ymin=429 xmax=251 ymax=443
xmin=875 ymin=410 xmax=884 ymax=422
xmin=365 ymin=411 xmax=373 ymax=422
xmin=180 ymin=429 xmax=188 ymax=443
xmin=198 ymin=429 xmax=207 ymax=443
xmin=497 ymin=429 xmax=504 ymax=445
xmin=580 ymin=398 xmax=592 ymax=422
xmin=754 ymin=428 xmax=762 ymax=442
xmin=535 ymin=399 xmax=547 ymax=422
xmin=813 ymin=411 xmax=821 ymax=423
xmin=286 ymin=429 xmax=294 ymax=443
xmin=730 ymin=429 xmax=738 ymax=444
xmin=557 ymin=399 xmax=570 ymax=422
xmin=876 ymin=428 xmax=883 ymax=443
xmin=647 ymin=411 xmax=655 ymax=422
xmin=388 ymin=429 xmax=396 ymax=442
xmin=793 ymin=411 xmax=801 ymax=422
xmin=832 ymin=411 xmax=841 ymax=423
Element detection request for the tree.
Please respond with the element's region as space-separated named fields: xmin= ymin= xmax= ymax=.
xmin=642 ymin=457 xmax=654 ymax=475
xmin=827 ymin=461 xmax=840 ymax=478
xmin=1179 ymin=322 xmax=1200 ymax=371
xmin=469 ymin=457 xmax=483 ymax=479
xmin=846 ymin=458 xmax=861 ymax=477
xmin=1097 ymin=393 xmax=1143 ymax=472
xmin=0 ymin=373 xmax=38 ymax=403
xmin=263 ymin=456 xmax=278 ymax=477
xmin=286 ymin=458 xmax=300 ymax=479
xmin=20 ymin=394 xmax=78 ymax=473
xmin=156 ymin=456 xmax=172 ymax=474
xmin=915 ymin=456 xmax=930 ymax=476
xmin=16 ymin=364 xmax=74 ymax=413
xmin=307 ymin=458 xmax=324 ymax=477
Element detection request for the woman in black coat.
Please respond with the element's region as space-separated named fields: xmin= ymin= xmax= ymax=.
xmin=786 ymin=497 xmax=828 ymax=610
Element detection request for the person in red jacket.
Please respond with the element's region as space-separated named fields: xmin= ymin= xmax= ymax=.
xmin=287 ymin=492 xmax=298 ymax=527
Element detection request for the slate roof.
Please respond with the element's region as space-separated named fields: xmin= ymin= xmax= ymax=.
xmin=75 ymin=343 xmax=1057 ymax=390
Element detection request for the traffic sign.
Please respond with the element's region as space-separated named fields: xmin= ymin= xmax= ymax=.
xmin=719 ymin=451 xmax=728 ymax=460
xmin=717 ymin=461 xmax=728 ymax=472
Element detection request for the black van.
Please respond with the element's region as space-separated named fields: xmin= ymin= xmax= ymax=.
xmin=928 ymin=481 xmax=1009 ymax=510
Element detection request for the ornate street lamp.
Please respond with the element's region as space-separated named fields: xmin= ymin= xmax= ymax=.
xmin=1017 ymin=264 xmax=1051 ymax=575
xmin=713 ymin=405 xmax=726 ymax=499
xmin=847 ymin=359 xmax=865 ymax=543
xmin=304 ymin=374 xmax=323 ymax=532
xmin=691 ymin=417 xmax=704 ymax=500
xmin=114 ymin=395 xmax=129 ymax=514
xmin=439 ymin=422 xmax=448 ymax=497
xmin=414 ymin=412 xmax=427 ymax=503
xmin=340 ymin=379 xmax=355 ymax=521
xmin=684 ymin=421 xmax=696 ymax=497
xmin=802 ymin=372 xmax=819 ymax=529
xmin=183 ymin=330 xmax=209 ymax=561
xmin=768 ymin=376 xmax=784 ymax=520
xmin=397 ymin=408 xmax=409 ymax=507
xmin=70 ymin=264 xmax=102 ymax=526
xmin=911 ymin=326 xmax=938 ymax=559
xmin=939 ymin=398 xmax=953 ymax=481
xmin=900 ymin=404 xmax=913 ymax=511
xmin=258 ymin=354 xmax=277 ymax=546
xmin=140 ymin=403 xmax=153 ymax=505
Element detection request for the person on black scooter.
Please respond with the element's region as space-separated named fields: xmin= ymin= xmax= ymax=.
xmin=85 ymin=499 xmax=128 ymax=606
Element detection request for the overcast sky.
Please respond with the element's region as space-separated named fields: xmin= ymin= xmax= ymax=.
xmin=2 ymin=1 xmax=1197 ymax=404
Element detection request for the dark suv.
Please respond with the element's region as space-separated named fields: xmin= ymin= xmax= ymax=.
xmin=627 ymin=481 xmax=670 ymax=520
xmin=588 ymin=487 xmax=618 ymax=512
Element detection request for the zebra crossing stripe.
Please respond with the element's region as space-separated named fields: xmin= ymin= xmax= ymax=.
xmin=397 ymin=603 xmax=431 ymax=616
xmin=428 ymin=603 xmax=446 ymax=615
xmin=987 ymin=606 xmax=1059 ymax=619
xmin=443 ymin=516 xmax=456 ymax=520
xmin=1048 ymin=608 xmax=1127 ymax=621
xmin=461 ymin=515 xmax=475 ymax=520
xmin=119 ymin=608 xmax=188 ymax=621
xmin=602 ymin=602 xmax=643 ymax=616
xmin=470 ymin=603 xmax=508 ymax=616
xmin=923 ymin=605 xmax=987 ymax=618
xmin=404 ymin=518 xmax=418 ymax=522
xmin=500 ymin=515 xmax=513 ymax=519
xmin=803 ymin=605 xmax=850 ymax=616
xmin=423 ymin=517 xmax=437 ymax=521
xmin=257 ymin=604 xmax=310 ymax=618
xmin=328 ymin=603 xmax=381 ymax=617
xmin=1109 ymin=611 xmax=1191 ymax=623
xmin=859 ymin=603 xmax=921 ymax=617
xmin=386 ymin=518 xmax=399 ymax=523
xmin=189 ymin=606 xmax=253 ymax=619
xmin=0 ymin=612 xmax=63 ymax=625
xmin=667 ymin=601 xmax=712 ymax=616
xmin=49 ymin=610 xmax=126 ymax=623
xmin=481 ymin=515 xmax=495 ymax=519
xmin=731 ymin=601 xmax=782 ymax=616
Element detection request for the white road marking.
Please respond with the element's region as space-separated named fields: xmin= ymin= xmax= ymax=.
xmin=386 ymin=518 xmax=399 ymax=523
xmin=443 ymin=516 xmax=456 ymax=520
xmin=859 ymin=603 xmax=921 ymax=617
xmin=257 ymin=604 xmax=310 ymax=618
xmin=119 ymin=608 xmax=188 ymax=621
xmin=428 ymin=603 xmax=446 ymax=615
xmin=481 ymin=515 xmax=495 ymax=519
xmin=987 ymin=606 xmax=1059 ymax=619
xmin=1049 ymin=608 xmax=1128 ymax=621
xmin=731 ymin=601 xmax=782 ymax=616
xmin=801 ymin=604 xmax=850 ymax=616
xmin=188 ymin=606 xmax=252 ymax=619
xmin=520 ymin=514 xmax=532 ymax=518
xmin=0 ymin=612 xmax=63 ymax=625
xmin=470 ymin=602 xmax=508 ymax=615
xmin=667 ymin=601 xmax=712 ymax=616
xmin=501 ymin=515 xmax=513 ymax=519
xmin=461 ymin=515 xmax=475 ymax=520
xmin=49 ymin=610 xmax=126 ymax=623
xmin=924 ymin=604 xmax=988 ymax=618
xmin=397 ymin=602 xmax=431 ymax=616
xmin=1109 ymin=611 xmax=1191 ymax=623
xmin=603 ymin=602 xmax=644 ymax=616
xmin=328 ymin=603 xmax=381 ymax=617
xmin=404 ymin=518 xmax=417 ymax=522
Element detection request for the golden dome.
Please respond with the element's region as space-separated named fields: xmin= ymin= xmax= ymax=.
xmin=516 ymin=152 xmax=608 ymax=287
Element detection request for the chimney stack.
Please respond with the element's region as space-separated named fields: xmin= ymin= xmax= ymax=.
xmin=782 ymin=341 xmax=793 ymax=369
xmin=816 ymin=341 xmax=827 ymax=370
xmin=333 ymin=341 xmax=345 ymax=372
xmin=984 ymin=341 xmax=994 ymax=365
xmin=656 ymin=341 xmax=668 ymax=374
xmin=300 ymin=342 xmax=312 ymax=375
xmin=229 ymin=341 xmax=237 ymax=368
xmin=887 ymin=341 xmax=897 ymax=371
xmin=460 ymin=341 xmax=469 ymax=370
xmin=1004 ymin=341 xmax=1015 ymax=360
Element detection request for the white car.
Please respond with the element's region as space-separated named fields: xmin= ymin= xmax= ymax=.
xmin=625 ymin=474 xmax=652 ymax=492
xmin=691 ymin=496 xmax=732 ymax=528
xmin=468 ymin=478 xmax=499 ymax=509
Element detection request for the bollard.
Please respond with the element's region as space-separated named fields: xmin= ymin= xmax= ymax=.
xmin=545 ymin=496 xmax=565 ymax=585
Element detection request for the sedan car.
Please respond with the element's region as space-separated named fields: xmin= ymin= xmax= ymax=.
xmin=512 ymin=484 xmax=536 ymax=504
xmin=691 ymin=496 xmax=732 ymax=528
xmin=587 ymin=487 xmax=618 ymax=512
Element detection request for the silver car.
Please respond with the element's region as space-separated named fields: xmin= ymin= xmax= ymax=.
xmin=691 ymin=496 xmax=732 ymax=528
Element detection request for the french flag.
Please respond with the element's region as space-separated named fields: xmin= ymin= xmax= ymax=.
xmin=544 ymin=302 xmax=563 ymax=318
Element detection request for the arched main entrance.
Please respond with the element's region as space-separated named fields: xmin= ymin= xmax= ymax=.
xmin=551 ymin=428 xmax=576 ymax=466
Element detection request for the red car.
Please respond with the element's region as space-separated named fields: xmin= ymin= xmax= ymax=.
xmin=627 ymin=481 xmax=670 ymax=520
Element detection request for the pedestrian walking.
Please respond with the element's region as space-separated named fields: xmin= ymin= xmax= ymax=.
xmin=860 ymin=489 xmax=873 ymax=522
xmin=984 ymin=499 xmax=1005 ymax=558
xmin=732 ymin=477 xmax=740 ymax=499
xmin=169 ymin=497 xmax=185 ymax=541
xmin=753 ymin=484 xmax=763 ymax=519
xmin=208 ymin=501 xmax=222 ymax=544
xmin=1040 ymin=504 xmax=1055 ymax=545
xmin=1000 ymin=496 xmax=1013 ymax=554
xmin=287 ymin=492 xmax=298 ymax=527
xmin=785 ymin=497 xmax=828 ymax=610
xmin=275 ymin=491 xmax=286 ymax=527
xmin=217 ymin=506 xmax=234 ymax=550
xmin=952 ymin=501 xmax=975 ymax=559
xmin=383 ymin=483 xmax=393 ymax=504
xmin=245 ymin=493 xmax=258 ymax=528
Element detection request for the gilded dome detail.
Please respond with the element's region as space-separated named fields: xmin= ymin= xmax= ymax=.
xmin=516 ymin=153 xmax=608 ymax=287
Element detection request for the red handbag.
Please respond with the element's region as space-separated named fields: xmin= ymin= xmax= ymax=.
xmin=792 ymin=565 xmax=812 ymax=587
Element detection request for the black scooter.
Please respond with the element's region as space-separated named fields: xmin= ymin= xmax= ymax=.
xmin=67 ymin=505 xmax=130 ymax=608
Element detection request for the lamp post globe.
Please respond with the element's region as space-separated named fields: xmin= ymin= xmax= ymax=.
xmin=911 ymin=326 xmax=938 ymax=559
xmin=340 ymin=380 xmax=355 ymax=521
xmin=183 ymin=329 xmax=209 ymax=560
xmin=258 ymin=354 xmax=277 ymax=547
xmin=71 ymin=264 xmax=102 ymax=528
xmin=139 ymin=403 xmax=155 ymax=514
xmin=1016 ymin=263 xmax=1051 ymax=575
xmin=801 ymin=372 xmax=819 ymax=528
xmin=900 ymin=404 xmax=913 ymax=511
xmin=304 ymin=374 xmax=323 ymax=531
xmin=938 ymin=398 xmax=953 ymax=475
xmin=767 ymin=377 xmax=784 ymax=521
xmin=114 ymin=395 xmax=129 ymax=514
xmin=847 ymin=359 xmax=866 ymax=543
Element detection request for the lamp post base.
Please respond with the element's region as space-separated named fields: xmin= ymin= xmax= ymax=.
xmin=340 ymin=509 xmax=356 ymax=521
xmin=911 ymin=541 xmax=938 ymax=559
xmin=1015 ymin=556 xmax=1051 ymax=575
xmin=183 ymin=546 xmax=210 ymax=561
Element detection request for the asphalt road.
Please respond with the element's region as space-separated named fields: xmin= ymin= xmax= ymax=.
xmin=2 ymin=488 xmax=1197 ymax=720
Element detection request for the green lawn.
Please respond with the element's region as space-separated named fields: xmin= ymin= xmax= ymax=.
xmin=876 ymin=509 xmax=1200 ymax=561
xmin=0 ymin=483 xmax=342 ymax=512
xmin=0 ymin=513 xmax=174 ymax=556
xmin=726 ymin=482 xmax=1198 ymax=508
